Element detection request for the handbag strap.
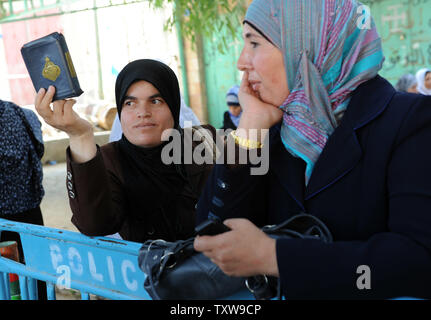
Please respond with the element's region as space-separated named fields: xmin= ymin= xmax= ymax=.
xmin=247 ymin=213 xmax=333 ymax=300
xmin=263 ymin=213 xmax=333 ymax=242
xmin=140 ymin=238 xmax=195 ymax=300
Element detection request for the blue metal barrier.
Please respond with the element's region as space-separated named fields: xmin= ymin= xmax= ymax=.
xmin=0 ymin=218 xmax=152 ymax=300
xmin=0 ymin=218 xmax=254 ymax=300
xmin=1 ymin=218 xmax=422 ymax=300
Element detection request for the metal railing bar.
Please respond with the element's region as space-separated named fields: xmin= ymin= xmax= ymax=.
xmin=1 ymin=257 xmax=146 ymax=300
xmin=0 ymin=219 xmax=142 ymax=255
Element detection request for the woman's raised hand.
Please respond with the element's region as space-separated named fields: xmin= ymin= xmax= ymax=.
xmin=35 ymin=85 xmax=93 ymax=138
xmin=35 ymin=85 xmax=97 ymax=163
xmin=237 ymin=71 xmax=283 ymax=132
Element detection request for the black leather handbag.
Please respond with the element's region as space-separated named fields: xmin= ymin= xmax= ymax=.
xmin=246 ymin=213 xmax=333 ymax=300
xmin=138 ymin=213 xmax=332 ymax=300
xmin=138 ymin=237 xmax=246 ymax=300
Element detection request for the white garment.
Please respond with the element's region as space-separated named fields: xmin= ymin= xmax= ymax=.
xmin=178 ymin=98 xmax=201 ymax=128
xmin=415 ymin=68 xmax=431 ymax=95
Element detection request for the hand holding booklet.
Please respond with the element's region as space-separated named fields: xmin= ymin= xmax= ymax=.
xmin=21 ymin=32 xmax=83 ymax=101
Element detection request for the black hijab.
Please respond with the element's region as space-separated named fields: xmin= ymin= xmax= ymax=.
xmin=115 ymin=59 xmax=181 ymax=129
xmin=115 ymin=59 xmax=187 ymax=240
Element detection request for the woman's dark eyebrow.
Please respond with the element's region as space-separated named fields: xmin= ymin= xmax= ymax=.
xmin=123 ymin=95 xmax=137 ymax=101
xmin=244 ymin=32 xmax=261 ymax=39
xmin=123 ymin=94 xmax=163 ymax=101
xmin=149 ymin=93 xmax=163 ymax=100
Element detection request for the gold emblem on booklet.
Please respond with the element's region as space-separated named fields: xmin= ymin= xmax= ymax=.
xmin=42 ymin=57 xmax=61 ymax=81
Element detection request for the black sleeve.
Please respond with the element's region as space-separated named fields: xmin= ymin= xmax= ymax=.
xmin=67 ymin=146 xmax=125 ymax=236
xmin=196 ymin=132 xmax=269 ymax=226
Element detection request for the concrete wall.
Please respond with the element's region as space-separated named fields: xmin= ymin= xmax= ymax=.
xmin=0 ymin=2 xmax=182 ymax=106
xmin=0 ymin=11 xmax=62 ymax=106
xmin=60 ymin=1 xmax=182 ymax=105
xmin=41 ymin=131 xmax=110 ymax=164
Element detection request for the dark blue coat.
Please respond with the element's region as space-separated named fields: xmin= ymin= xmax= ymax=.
xmin=196 ymin=76 xmax=431 ymax=299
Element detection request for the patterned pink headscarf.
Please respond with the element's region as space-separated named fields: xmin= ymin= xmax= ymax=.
xmin=245 ymin=0 xmax=384 ymax=183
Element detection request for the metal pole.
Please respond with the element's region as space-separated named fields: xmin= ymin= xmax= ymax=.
xmin=8 ymin=0 xmax=13 ymax=15
xmin=93 ymin=0 xmax=104 ymax=100
xmin=174 ymin=0 xmax=190 ymax=106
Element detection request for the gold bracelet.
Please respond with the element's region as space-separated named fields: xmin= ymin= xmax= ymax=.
xmin=229 ymin=130 xmax=263 ymax=149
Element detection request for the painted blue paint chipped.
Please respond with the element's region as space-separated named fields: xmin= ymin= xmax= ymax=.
xmin=0 ymin=218 xmax=255 ymax=300
xmin=0 ymin=218 xmax=150 ymax=300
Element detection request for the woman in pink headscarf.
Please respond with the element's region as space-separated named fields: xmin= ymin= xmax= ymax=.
xmin=194 ymin=0 xmax=431 ymax=299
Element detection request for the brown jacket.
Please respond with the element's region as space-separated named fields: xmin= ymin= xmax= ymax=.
xmin=65 ymin=125 xmax=219 ymax=243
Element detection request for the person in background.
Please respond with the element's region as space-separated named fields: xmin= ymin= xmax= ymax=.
xmin=194 ymin=0 xmax=431 ymax=299
xmin=0 ymin=99 xmax=46 ymax=299
xmin=34 ymin=59 xmax=216 ymax=243
xmin=395 ymin=74 xmax=418 ymax=93
xmin=415 ymin=68 xmax=431 ymax=95
xmin=221 ymin=85 xmax=242 ymax=130
xmin=0 ymin=99 xmax=45 ymax=247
